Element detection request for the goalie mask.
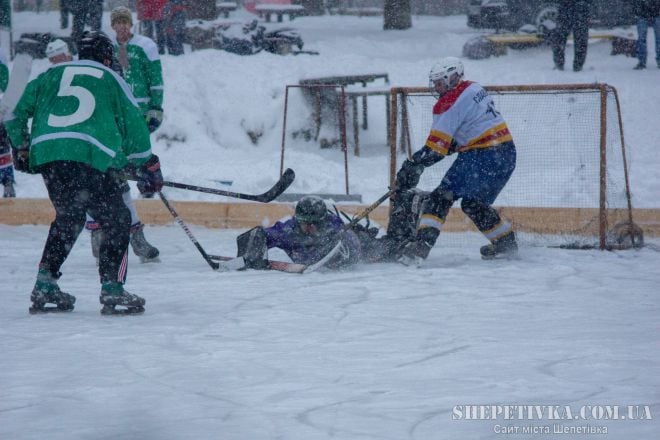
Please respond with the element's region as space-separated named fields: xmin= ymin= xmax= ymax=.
xmin=429 ymin=57 xmax=464 ymax=98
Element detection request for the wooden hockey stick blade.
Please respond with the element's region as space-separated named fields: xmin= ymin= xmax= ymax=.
xmin=153 ymin=168 xmax=296 ymax=203
xmin=0 ymin=54 xmax=33 ymax=120
xmin=209 ymin=255 xmax=307 ymax=274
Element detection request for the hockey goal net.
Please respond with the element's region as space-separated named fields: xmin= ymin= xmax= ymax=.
xmin=389 ymin=83 xmax=637 ymax=249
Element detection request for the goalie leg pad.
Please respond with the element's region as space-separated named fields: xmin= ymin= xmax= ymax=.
xmin=237 ymin=227 xmax=269 ymax=269
xmin=386 ymin=189 xmax=431 ymax=242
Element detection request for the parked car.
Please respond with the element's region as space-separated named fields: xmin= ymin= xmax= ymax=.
xmin=467 ymin=0 xmax=636 ymax=33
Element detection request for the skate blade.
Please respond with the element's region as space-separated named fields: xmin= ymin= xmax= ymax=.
xmin=100 ymin=305 xmax=145 ymax=315
xmin=29 ymin=305 xmax=74 ymax=314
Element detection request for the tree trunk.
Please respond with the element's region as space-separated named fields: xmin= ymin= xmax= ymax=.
xmin=384 ymin=0 xmax=412 ymax=30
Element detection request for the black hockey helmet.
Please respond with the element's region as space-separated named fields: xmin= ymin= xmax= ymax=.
xmin=78 ymin=31 xmax=115 ymax=65
xmin=295 ymin=196 xmax=327 ymax=224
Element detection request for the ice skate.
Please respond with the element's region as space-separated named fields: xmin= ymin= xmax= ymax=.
xmin=91 ymin=228 xmax=103 ymax=266
xmin=29 ymin=271 xmax=75 ymax=314
xmin=100 ymin=282 xmax=145 ymax=315
xmin=3 ymin=182 xmax=16 ymax=198
xmin=480 ymin=231 xmax=518 ymax=260
xmin=397 ymin=228 xmax=437 ymax=267
xmin=130 ymin=224 xmax=160 ymax=263
xmin=397 ymin=239 xmax=433 ymax=267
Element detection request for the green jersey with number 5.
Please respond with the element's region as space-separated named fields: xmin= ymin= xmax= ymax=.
xmin=5 ymin=60 xmax=152 ymax=173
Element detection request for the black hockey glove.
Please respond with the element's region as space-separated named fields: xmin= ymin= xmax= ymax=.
xmin=135 ymin=154 xmax=163 ymax=197
xmin=145 ymin=109 xmax=163 ymax=133
xmin=11 ymin=148 xmax=33 ymax=174
xmin=395 ymin=146 xmax=445 ymax=192
xmin=236 ymin=227 xmax=269 ymax=270
xmin=395 ymin=159 xmax=425 ymax=192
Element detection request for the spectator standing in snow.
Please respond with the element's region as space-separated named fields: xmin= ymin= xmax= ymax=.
xmin=0 ymin=47 xmax=14 ymax=198
xmin=60 ymin=0 xmax=71 ymax=29
xmin=110 ymin=6 xmax=165 ymax=138
xmin=632 ymin=0 xmax=660 ymax=69
xmin=87 ymin=0 xmax=104 ymax=33
xmin=162 ymin=0 xmax=187 ymax=56
xmin=70 ymin=0 xmax=104 ymax=50
xmin=137 ymin=0 xmax=168 ymax=55
xmin=549 ymin=0 xmax=592 ymax=72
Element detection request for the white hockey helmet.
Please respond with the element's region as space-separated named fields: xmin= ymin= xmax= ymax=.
xmin=429 ymin=57 xmax=464 ymax=95
xmin=46 ymin=39 xmax=70 ymax=58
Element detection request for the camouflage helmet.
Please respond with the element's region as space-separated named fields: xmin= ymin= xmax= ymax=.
xmin=295 ymin=196 xmax=327 ymax=224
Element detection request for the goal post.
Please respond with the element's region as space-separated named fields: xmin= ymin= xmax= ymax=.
xmin=389 ymin=83 xmax=636 ymax=249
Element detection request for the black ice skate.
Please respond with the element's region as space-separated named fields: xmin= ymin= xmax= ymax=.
xmin=480 ymin=231 xmax=518 ymax=260
xmin=100 ymin=283 xmax=145 ymax=315
xmin=397 ymin=239 xmax=433 ymax=267
xmin=29 ymin=272 xmax=76 ymax=314
xmin=130 ymin=224 xmax=160 ymax=263
xmin=397 ymin=228 xmax=438 ymax=267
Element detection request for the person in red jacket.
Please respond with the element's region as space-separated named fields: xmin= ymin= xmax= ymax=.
xmin=137 ymin=0 xmax=168 ymax=54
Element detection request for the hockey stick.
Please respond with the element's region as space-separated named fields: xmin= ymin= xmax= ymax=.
xmin=134 ymin=168 xmax=296 ymax=203
xmin=0 ymin=54 xmax=33 ymax=120
xmin=158 ymin=191 xmax=220 ymax=270
xmin=208 ymin=255 xmax=308 ymax=274
xmin=343 ymin=188 xmax=396 ymax=230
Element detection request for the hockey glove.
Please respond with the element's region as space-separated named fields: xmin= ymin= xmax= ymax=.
xmin=145 ymin=109 xmax=163 ymax=133
xmin=135 ymin=154 xmax=164 ymax=197
xmin=11 ymin=148 xmax=33 ymax=174
xmin=395 ymin=159 xmax=425 ymax=192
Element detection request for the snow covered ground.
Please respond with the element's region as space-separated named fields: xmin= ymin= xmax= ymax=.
xmin=2 ymin=225 xmax=659 ymax=439
xmin=2 ymin=9 xmax=659 ymax=440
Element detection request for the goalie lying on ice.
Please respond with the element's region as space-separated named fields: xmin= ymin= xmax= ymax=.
xmin=236 ymin=196 xmax=363 ymax=270
xmin=235 ymin=194 xmax=433 ymax=271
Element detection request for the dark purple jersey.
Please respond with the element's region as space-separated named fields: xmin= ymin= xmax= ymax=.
xmin=264 ymin=212 xmax=362 ymax=266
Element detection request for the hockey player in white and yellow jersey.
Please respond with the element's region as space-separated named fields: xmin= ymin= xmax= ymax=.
xmin=392 ymin=57 xmax=518 ymax=264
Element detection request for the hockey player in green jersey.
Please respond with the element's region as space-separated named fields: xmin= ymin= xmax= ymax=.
xmin=0 ymin=47 xmax=15 ymax=198
xmin=39 ymin=37 xmax=161 ymax=263
xmin=111 ymin=6 xmax=164 ymax=135
xmin=6 ymin=31 xmax=164 ymax=315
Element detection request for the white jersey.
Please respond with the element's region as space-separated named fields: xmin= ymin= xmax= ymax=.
xmin=425 ymin=81 xmax=513 ymax=156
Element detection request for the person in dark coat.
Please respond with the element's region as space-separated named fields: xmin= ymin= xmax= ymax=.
xmin=632 ymin=0 xmax=660 ymax=69
xmin=549 ymin=0 xmax=593 ymax=72
xmin=60 ymin=0 xmax=71 ymax=29
xmin=70 ymin=0 xmax=103 ymax=50
xmin=137 ymin=0 xmax=168 ymax=55
xmin=162 ymin=0 xmax=187 ymax=56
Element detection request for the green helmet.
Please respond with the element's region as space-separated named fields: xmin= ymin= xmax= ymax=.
xmin=295 ymin=196 xmax=327 ymax=224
